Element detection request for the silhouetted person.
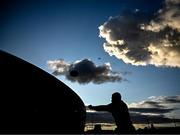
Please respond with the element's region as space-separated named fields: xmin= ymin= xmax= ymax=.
xmin=150 ymin=123 xmax=156 ymax=133
xmin=150 ymin=123 xmax=155 ymax=129
xmin=93 ymin=124 xmax=102 ymax=133
xmin=88 ymin=92 xmax=135 ymax=133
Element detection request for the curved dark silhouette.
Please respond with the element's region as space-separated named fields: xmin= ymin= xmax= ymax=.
xmin=88 ymin=92 xmax=135 ymax=133
xmin=0 ymin=50 xmax=86 ymax=133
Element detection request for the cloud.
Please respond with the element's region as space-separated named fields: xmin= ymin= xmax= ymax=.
xmin=47 ymin=59 xmax=70 ymax=76
xmin=99 ymin=0 xmax=180 ymax=67
xmin=129 ymin=108 xmax=174 ymax=114
xmin=142 ymin=0 xmax=180 ymax=32
xmin=129 ymin=95 xmax=180 ymax=118
xmin=129 ymin=95 xmax=180 ymax=108
xmin=149 ymin=95 xmax=180 ymax=103
xmin=47 ymin=59 xmax=123 ymax=84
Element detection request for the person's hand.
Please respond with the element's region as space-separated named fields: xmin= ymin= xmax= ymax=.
xmin=88 ymin=105 xmax=93 ymax=109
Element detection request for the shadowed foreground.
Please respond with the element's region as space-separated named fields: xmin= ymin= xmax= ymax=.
xmin=0 ymin=50 xmax=86 ymax=133
xmin=85 ymin=124 xmax=180 ymax=134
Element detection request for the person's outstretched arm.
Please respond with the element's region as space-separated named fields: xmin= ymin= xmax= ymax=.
xmin=88 ymin=104 xmax=111 ymax=112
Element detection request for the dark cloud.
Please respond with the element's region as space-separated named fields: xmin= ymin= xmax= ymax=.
xmin=48 ymin=59 xmax=123 ymax=84
xmin=99 ymin=0 xmax=180 ymax=67
xmin=131 ymin=113 xmax=180 ymax=124
xmin=129 ymin=107 xmax=174 ymax=114
xmin=159 ymin=95 xmax=180 ymax=103
xmin=141 ymin=100 xmax=165 ymax=108
xmin=129 ymin=95 xmax=180 ymax=110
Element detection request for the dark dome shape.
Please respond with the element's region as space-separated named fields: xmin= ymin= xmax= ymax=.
xmin=0 ymin=50 xmax=86 ymax=133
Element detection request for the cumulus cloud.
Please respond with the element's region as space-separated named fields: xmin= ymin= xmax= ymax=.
xmin=142 ymin=0 xmax=180 ymax=32
xmin=99 ymin=0 xmax=180 ymax=67
xmin=47 ymin=59 xmax=123 ymax=84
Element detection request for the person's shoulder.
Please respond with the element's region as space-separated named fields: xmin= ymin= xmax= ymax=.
xmin=121 ymin=100 xmax=128 ymax=107
xmin=108 ymin=103 xmax=112 ymax=106
xmin=107 ymin=103 xmax=113 ymax=109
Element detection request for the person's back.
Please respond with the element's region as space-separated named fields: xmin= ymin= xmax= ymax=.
xmin=88 ymin=92 xmax=135 ymax=133
xmin=111 ymin=101 xmax=131 ymax=125
xmin=111 ymin=100 xmax=135 ymax=133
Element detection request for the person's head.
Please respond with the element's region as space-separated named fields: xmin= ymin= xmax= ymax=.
xmin=111 ymin=92 xmax=121 ymax=103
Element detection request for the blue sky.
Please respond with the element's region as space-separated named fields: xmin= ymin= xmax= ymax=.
xmin=1 ymin=0 xmax=179 ymax=109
